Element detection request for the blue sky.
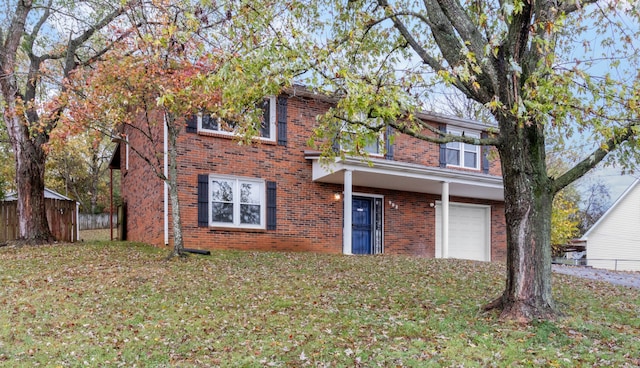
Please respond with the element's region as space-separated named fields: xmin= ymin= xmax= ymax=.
xmin=561 ymin=1 xmax=640 ymax=207
xmin=579 ymin=167 xmax=638 ymax=206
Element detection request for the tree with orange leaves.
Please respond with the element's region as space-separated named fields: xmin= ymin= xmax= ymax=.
xmin=0 ymin=0 xmax=133 ymax=244
xmin=65 ymin=0 xmax=297 ymax=257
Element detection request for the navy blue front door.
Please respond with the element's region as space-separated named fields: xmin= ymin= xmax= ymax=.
xmin=352 ymin=197 xmax=373 ymax=254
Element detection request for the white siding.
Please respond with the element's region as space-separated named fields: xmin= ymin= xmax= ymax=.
xmin=585 ymin=180 xmax=640 ymax=271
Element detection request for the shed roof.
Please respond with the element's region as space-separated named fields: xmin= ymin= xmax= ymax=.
xmin=4 ymin=187 xmax=75 ymax=202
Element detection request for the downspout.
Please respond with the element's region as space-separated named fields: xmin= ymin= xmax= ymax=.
xmin=163 ymin=114 xmax=169 ymax=245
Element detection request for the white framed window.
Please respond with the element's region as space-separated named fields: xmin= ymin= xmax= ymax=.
xmin=208 ymin=175 xmax=266 ymax=229
xmin=341 ymin=116 xmax=385 ymax=156
xmin=446 ymin=129 xmax=480 ymax=169
xmin=198 ymin=96 xmax=276 ymax=141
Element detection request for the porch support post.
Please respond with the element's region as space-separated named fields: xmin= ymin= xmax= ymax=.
xmin=441 ymin=181 xmax=450 ymax=258
xmin=343 ymin=169 xmax=353 ymax=255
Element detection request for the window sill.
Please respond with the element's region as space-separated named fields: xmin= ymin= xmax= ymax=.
xmin=446 ymin=165 xmax=481 ymax=172
xmin=207 ymin=226 xmax=267 ymax=233
xmin=340 ymin=150 xmax=385 ymax=158
xmin=197 ymin=130 xmax=277 ymax=145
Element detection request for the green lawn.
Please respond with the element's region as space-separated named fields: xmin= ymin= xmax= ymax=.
xmin=1 ymin=242 xmax=638 ymax=367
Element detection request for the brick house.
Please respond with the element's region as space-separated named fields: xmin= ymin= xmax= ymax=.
xmin=110 ymin=86 xmax=506 ymax=261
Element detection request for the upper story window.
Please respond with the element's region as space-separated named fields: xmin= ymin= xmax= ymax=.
xmin=197 ymin=96 xmax=276 ymax=141
xmin=209 ymin=175 xmax=265 ymax=229
xmin=340 ymin=116 xmax=385 ymax=156
xmin=446 ymin=129 xmax=480 ymax=169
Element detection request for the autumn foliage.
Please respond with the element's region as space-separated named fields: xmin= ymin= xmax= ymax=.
xmin=551 ymin=191 xmax=581 ymax=257
xmin=60 ymin=2 xmax=228 ymax=257
xmin=63 ymin=41 xmax=219 ymax=140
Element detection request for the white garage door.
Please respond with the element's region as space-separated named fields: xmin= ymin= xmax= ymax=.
xmin=435 ymin=203 xmax=491 ymax=261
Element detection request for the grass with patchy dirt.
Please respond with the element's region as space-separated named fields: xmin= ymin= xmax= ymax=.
xmin=78 ymin=229 xmax=116 ymax=242
xmin=0 ymin=242 xmax=639 ymax=367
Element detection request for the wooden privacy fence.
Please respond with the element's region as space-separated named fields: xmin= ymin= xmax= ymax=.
xmin=0 ymin=199 xmax=78 ymax=243
xmin=78 ymin=213 xmax=117 ymax=230
xmin=0 ymin=201 xmax=18 ymax=242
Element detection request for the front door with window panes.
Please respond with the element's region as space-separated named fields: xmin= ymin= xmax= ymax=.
xmin=351 ymin=196 xmax=384 ymax=254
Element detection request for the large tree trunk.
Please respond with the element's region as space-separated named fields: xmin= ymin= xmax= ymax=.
xmin=3 ymin=98 xmax=55 ymax=244
xmin=14 ymin=139 xmax=55 ymax=243
xmin=486 ymin=120 xmax=556 ymax=321
xmin=1 ymin=0 xmax=127 ymax=245
xmin=0 ymin=0 xmax=52 ymax=243
xmin=5 ymin=110 xmax=55 ymax=244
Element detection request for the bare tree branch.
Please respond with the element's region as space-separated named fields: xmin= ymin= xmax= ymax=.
xmin=377 ymin=0 xmax=448 ymax=72
xmin=377 ymin=0 xmax=496 ymax=103
xmin=62 ymin=5 xmax=128 ymax=76
xmin=0 ymin=0 xmax=32 ymax=102
xmin=553 ymin=122 xmax=640 ymax=193
xmin=389 ymin=117 xmax=500 ymax=145
xmin=558 ymin=0 xmax=599 ymax=14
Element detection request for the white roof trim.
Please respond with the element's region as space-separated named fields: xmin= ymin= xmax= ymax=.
xmin=581 ymin=178 xmax=640 ymax=239
xmin=413 ymin=110 xmax=497 ymax=131
xmin=4 ymin=187 xmax=76 ymax=202
xmin=43 ymin=188 xmax=74 ymax=201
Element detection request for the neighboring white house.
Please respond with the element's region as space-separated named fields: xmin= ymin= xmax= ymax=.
xmin=582 ymin=179 xmax=640 ymax=271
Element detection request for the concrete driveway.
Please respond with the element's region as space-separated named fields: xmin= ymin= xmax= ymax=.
xmin=553 ymin=264 xmax=640 ymax=289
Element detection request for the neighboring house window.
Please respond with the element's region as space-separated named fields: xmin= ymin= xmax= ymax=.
xmin=197 ymin=96 xmax=276 ymax=141
xmin=208 ymin=175 xmax=265 ymax=229
xmin=446 ymin=129 xmax=480 ymax=169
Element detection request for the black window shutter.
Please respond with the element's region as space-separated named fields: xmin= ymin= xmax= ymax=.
xmin=481 ymin=132 xmax=490 ymax=174
xmin=266 ymin=181 xmax=277 ymax=230
xmin=197 ymin=174 xmax=209 ymax=227
xmin=439 ymin=124 xmax=447 ymax=168
xmin=385 ymin=125 xmax=395 ymax=160
xmin=261 ymin=99 xmax=271 ymax=138
xmin=332 ymin=132 xmax=341 ymax=153
xmin=186 ymin=114 xmax=198 ymax=133
xmin=277 ymin=96 xmax=288 ymax=146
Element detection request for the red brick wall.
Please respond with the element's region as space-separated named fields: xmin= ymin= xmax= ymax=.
xmin=119 ymin=111 xmax=165 ymax=246
xmin=119 ymin=94 xmax=506 ymax=261
xmin=491 ymin=202 xmax=507 ymax=261
xmin=392 ymin=128 xmax=441 ymax=167
xmin=391 ymin=119 xmax=502 ymax=177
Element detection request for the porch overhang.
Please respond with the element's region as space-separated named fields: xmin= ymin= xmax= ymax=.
xmin=305 ymin=151 xmax=504 ymax=201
